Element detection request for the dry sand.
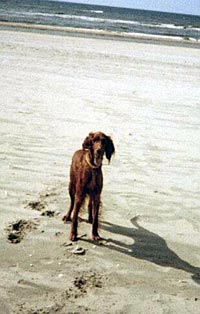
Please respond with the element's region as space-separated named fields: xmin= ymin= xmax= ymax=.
xmin=0 ymin=29 xmax=200 ymax=314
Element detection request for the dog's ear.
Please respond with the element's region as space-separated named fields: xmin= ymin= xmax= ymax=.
xmin=105 ymin=136 xmax=115 ymax=162
xmin=82 ymin=132 xmax=94 ymax=150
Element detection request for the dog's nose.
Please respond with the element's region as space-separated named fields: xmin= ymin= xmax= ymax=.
xmin=97 ymin=148 xmax=102 ymax=155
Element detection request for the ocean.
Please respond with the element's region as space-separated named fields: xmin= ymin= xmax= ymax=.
xmin=0 ymin=0 xmax=200 ymax=42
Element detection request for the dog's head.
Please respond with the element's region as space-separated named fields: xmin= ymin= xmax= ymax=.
xmin=82 ymin=132 xmax=115 ymax=166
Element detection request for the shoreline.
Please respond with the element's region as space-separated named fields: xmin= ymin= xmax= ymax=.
xmin=1 ymin=21 xmax=200 ymax=48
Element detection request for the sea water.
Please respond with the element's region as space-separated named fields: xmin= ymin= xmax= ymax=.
xmin=0 ymin=0 xmax=200 ymax=42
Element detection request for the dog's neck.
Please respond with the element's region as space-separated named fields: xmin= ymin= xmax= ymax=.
xmin=85 ymin=150 xmax=102 ymax=169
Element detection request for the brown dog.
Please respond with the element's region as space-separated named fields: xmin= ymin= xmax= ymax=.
xmin=63 ymin=132 xmax=115 ymax=241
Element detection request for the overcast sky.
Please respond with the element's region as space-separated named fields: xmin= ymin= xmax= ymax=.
xmin=58 ymin=0 xmax=200 ymax=15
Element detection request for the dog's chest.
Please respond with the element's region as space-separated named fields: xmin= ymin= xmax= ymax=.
xmin=86 ymin=170 xmax=103 ymax=192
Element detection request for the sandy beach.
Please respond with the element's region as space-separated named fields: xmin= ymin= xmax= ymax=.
xmin=1 ymin=29 xmax=200 ymax=313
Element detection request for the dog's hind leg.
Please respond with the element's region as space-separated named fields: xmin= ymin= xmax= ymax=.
xmin=62 ymin=181 xmax=75 ymax=222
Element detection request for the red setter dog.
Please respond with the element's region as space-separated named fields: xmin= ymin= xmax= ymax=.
xmin=63 ymin=132 xmax=115 ymax=241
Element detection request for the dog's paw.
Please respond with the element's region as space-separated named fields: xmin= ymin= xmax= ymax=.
xmin=69 ymin=232 xmax=78 ymax=242
xmin=92 ymin=234 xmax=101 ymax=241
xmin=62 ymin=215 xmax=72 ymax=223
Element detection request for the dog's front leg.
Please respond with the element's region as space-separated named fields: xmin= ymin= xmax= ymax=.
xmin=88 ymin=197 xmax=93 ymax=224
xmin=92 ymin=194 xmax=101 ymax=241
xmin=70 ymin=195 xmax=83 ymax=241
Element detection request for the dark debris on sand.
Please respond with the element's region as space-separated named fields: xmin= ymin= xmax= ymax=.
xmin=6 ymin=219 xmax=39 ymax=244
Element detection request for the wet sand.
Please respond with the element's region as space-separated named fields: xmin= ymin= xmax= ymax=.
xmin=1 ymin=29 xmax=200 ymax=313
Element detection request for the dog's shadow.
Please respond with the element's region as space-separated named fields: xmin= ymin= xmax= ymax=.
xmin=81 ymin=216 xmax=200 ymax=285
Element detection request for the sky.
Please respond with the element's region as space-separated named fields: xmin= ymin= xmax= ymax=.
xmin=57 ymin=0 xmax=200 ymax=16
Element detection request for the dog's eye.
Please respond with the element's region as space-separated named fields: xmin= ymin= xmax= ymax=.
xmin=94 ymin=136 xmax=100 ymax=142
xmin=101 ymin=138 xmax=106 ymax=145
